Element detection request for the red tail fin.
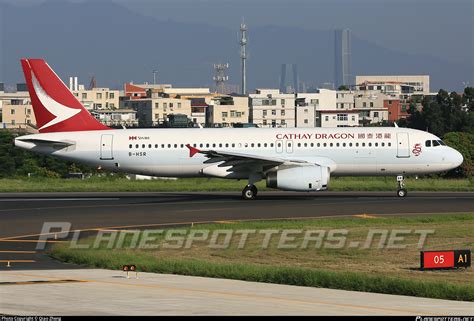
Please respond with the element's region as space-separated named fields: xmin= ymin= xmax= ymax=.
xmin=21 ymin=59 xmax=110 ymax=133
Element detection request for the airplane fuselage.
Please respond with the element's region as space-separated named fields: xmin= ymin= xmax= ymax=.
xmin=15 ymin=127 xmax=463 ymax=178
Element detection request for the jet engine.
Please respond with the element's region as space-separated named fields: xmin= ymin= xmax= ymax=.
xmin=266 ymin=166 xmax=330 ymax=191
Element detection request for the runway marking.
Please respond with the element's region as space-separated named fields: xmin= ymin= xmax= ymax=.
xmin=353 ymin=214 xmax=379 ymax=219
xmin=1 ymin=211 xmax=473 ymax=241
xmin=0 ymin=250 xmax=36 ymax=254
xmin=1 ymin=271 xmax=439 ymax=315
xmin=0 ymin=199 xmax=246 ymax=213
xmin=0 ymin=260 xmax=35 ymax=263
xmin=0 ymin=279 xmax=87 ymax=286
xmin=0 ymin=239 xmax=67 ymax=243
xmin=0 ymin=198 xmax=120 ymax=202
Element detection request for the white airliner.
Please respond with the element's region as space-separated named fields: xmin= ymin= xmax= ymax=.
xmin=14 ymin=59 xmax=463 ymax=199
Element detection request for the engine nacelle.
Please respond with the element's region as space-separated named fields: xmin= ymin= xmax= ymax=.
xmin=266 ymin=166 xmax=330 ymax=191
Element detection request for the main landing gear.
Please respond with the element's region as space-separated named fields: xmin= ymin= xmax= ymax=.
xmin=242 ymin=184 xmax=258 ymax=200
xmin=397 ymin=175 xmax=407 ymax=197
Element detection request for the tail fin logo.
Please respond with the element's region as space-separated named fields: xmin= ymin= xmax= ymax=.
xmin=31 ymin=70 xmax=81 ymax=130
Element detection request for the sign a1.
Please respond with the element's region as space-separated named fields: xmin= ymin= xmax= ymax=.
xmin=420 ymin=250 xmax=471 ymax=270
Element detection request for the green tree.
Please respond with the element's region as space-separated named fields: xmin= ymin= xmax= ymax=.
xmin=443 ymin=132 xmax=474 ymax=178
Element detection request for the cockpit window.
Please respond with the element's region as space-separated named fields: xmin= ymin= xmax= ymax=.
xmin=432 ymin=140 xmax=440 ymax=147
xmin=425 ymin=140 xmax=431 ymax=147
xmin=438 ymin=140 xmax=446 ymax=146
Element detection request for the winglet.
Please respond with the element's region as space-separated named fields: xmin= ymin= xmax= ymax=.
xmin=186 ymin=144 xmax=200 ymax=157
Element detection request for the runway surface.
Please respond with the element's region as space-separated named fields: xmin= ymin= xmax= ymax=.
xmin=2 ymin=269 xmax=473 ymax=315
xmin=0 ymin=191 xmax=473 ymax=270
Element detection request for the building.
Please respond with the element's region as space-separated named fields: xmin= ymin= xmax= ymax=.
xmin=124 ymin=83 xmax=148 ymax=100
xmin=249 ymin=89 xmax=295 ymax=128
xmin=354 ymin=92 xmax=390 ymax=125
xmin=295 ymin=89 xmax=358 ymax=128
xmin=91 ymin=109 xmax=138 ymax=127
xmin=206 ymin=95 xmax=249 ymax=127
xmin=325 ymin=90 xmax=358 ymax=127
xmin=279 ymin=64 xmax=299 ymax=93
xmin=190 ymin=98 xmax=208 ymax=126
xmin=0 ymin=91 xmax=36 ymax=132
xmin=72 ymin=87 xmax=121 ymax=110
xmin=334 ymin=29 xmax=352 ymax=89
xmin=355 ymin=75 xmax=430 ymax=95
xmin=122 ymin=96 xmax=192 ymax=127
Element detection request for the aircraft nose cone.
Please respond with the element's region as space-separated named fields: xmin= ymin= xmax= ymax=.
xmin=451 ymin=149 xmax=464 ymax=168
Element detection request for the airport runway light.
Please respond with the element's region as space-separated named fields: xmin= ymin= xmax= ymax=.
xmin=123 ymin=265 xmax=138 ymax=279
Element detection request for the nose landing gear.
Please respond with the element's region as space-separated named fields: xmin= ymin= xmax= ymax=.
xmin=397 ymin=175 xmax=407 ymax=197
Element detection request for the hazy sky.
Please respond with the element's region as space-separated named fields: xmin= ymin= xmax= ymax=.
xmin=116 ymin=0 xmax=473 ymax=65
xmin=0 ymin=0 xmax=472 ymax=90
xmin=2 ymin=0 xmax=473 ymax=66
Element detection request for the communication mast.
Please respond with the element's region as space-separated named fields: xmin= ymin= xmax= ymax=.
xmin=152 ymin=70 xmax=159 ymax=85
xmin=240 ymin=21 xmax=248 ymax=95
xmin=213 ymin=63 xmax=229 ymax=94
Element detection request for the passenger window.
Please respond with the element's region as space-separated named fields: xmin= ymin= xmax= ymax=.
xmin=425 ymin=140 xmax=431 ymax=147
xmin=174 ymin=144 xmax=177 ymax=148
xmin=297 ymin=143 xmax=301 ymax=147
xmin=155 ymin=144 xmax=158 ymax=148
xmin=368 ymin=143 xmax=372 ymax=147
xmin=206 ymin=144 xmax=210 ymax=148
xmin=142 ymin=144 xmax=146 ymax=148
xmin=257 ymin=143 xmax=261 ymax=147
xmin=355 ymin=143 xmax=359 ymax=147
xmin=310 ymin=143 xmax=314 ymax=147
xmin=375 ymin=143 xmax=378 ymax=147
xmin=135 ymin=144 xmax=139 ymax=148
xmin=200 ymin=144 xmax=203 ymax=148
xmin=330 ymin=143 xmax=333 ymax=147
xmin=336 ymin=143 xmax=340 ymax=147
xmin=219 ymin=144 xmax=222 ymax=148
xmin=168 ymin=144 xmax=171 ymax=148
xmin=251 ymin=143 xmax=254 ymax=147
xmin=381 ymin=142 xmax=385 ymax=147
xmin=129 ymin=144 xmax=132 ymax=149
xmin=349 ymin=143 xmax=352 ymax=147
xmin=264 ymin=143 xmax=267 ymax=147
xmin=323 ymin=143 xmax=327 ymax=147
xmin=148 ymin=144 xmax=152 ymax=148
xmin=212 ymin=144 xmax=216 ymax=148
xmin=362 ymin=143 xmax=365 ymax=147
xmin=388 ymin=142 xmax=391 ymax=147
xmin=270 ymin=143 xmax=274 ymax=147
xmin=317 ymin=143 xmax=320 ymax=147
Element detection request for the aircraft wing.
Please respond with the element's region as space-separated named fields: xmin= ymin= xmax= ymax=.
xmin=185 ymin=144 xmax=309 ymax=173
